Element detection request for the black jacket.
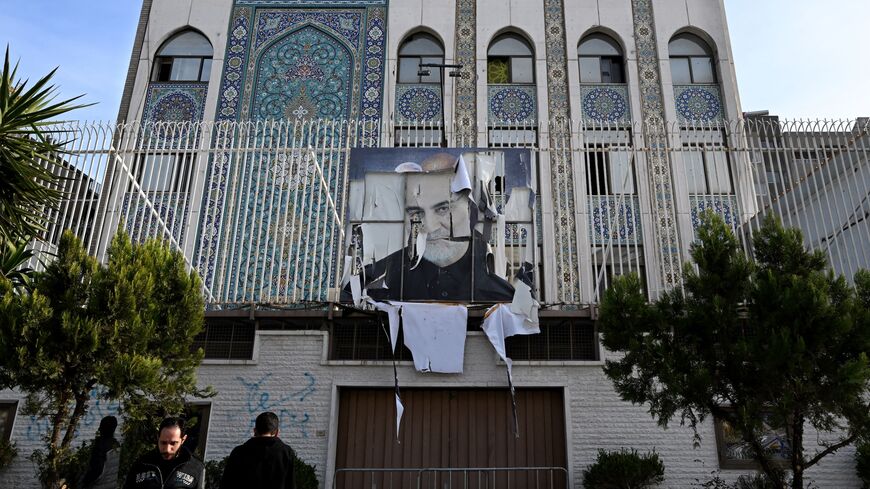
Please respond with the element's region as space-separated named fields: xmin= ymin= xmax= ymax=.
xmin=124 ymin=447 xmax=204 ymax=489
xmin=220 ymin=436 xmax=296 ymax=489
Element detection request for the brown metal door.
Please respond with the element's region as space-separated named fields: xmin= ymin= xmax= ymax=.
xmin=335 ymin=388 xmax=567 ymax=489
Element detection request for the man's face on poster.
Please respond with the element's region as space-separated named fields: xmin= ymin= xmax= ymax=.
xmin=404 ymin=171 xmax=471 ymax=267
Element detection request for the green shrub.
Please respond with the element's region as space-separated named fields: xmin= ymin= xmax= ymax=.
xmin=857 ymin=442 xmax=870 ymax=489
xmin=204 ymin=455 xmax=318 ymax=489
xmin=0 ymin=439 xmax=18 ymax=470
xmin=583 ymin=448 xmax=665 ymax=489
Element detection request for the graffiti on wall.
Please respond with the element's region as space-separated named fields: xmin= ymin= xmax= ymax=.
xmin=24 ymin=388 xmax=121 ymax=442
xmin=235 ymin=372 xmax=316 ymax=438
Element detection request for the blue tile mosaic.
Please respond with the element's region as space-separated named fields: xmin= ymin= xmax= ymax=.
xmin=580 ymin=85 xmax=630 ymax=123
xmin=395 ymin=83 xmax=441 ymax=122
xmin=487 ymin=84 xmax=537 ymax=125
xmin=674 ymin=85 xmax=723 ymax=123
xmin=588 ymin=195 xmax=642 ymax=246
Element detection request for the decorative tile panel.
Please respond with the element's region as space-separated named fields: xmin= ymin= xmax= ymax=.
xmin=543 ymin=0 xmax=580 ymax=304
xmin=631 ymin=0 xmax=681 ymax=287
xmin=488 ymin=84 xmax=538 ymax=125
xmin=197 ymin=1 xmax=388 ymax=300
xmin=453 ymin=0 xmax=477 ymax=144
xmin=395 ymin=83 xmax=442 ymax=123
xmin=689 ymin=195 xmax=738 ymax=231
xmin=142 ymin=83 xmax=208 ymax=123
xmin=588 ymin=196 xmax=642 ymax=246
xmin=674 ymin=85 xmax=723 ymax=123
xmin=580 ymin=84 xmax=630 ymax=123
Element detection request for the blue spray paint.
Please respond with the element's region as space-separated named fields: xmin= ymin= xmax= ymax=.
xmin=235 ymin=372 xmax=317 ymax=438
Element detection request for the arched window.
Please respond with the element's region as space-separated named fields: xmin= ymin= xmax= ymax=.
xmin=152 ymin=30 xmax=213 ymax=82
xmin=398 ymin=33 xmax=444 ymax=84
xmin=668 ymin=33 xmax=716 ymax=84
xmin=578 ymin=34 xmax=624 ymax=83
xmin=487 ymin=33 xmax=534 ymax=84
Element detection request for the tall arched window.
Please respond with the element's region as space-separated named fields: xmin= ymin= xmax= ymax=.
xmin=152 ymin=30 xmax=213 ymax=82
xmin=487 ymin=33 xmax=534 ymax=84
xmin=668 ymin=33 xmax=716 ymax=85
xmin=398 ymin=33 xmax=444 ymax=84
xmin=578 ymin=34 xmax=624 ymax=84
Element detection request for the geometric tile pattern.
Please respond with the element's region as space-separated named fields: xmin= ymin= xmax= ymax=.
xmin=197 ymin=1 xmax=388 ymax=296
xmin=588 ymin=195 xmax=642 ymax=245
xmin=488 ymin=84 xmax=537 ymax=125
xmin=689 ymin=194 xmax=738 ymax=231
xmin=142 ymin=83 xmax=208 ymax=123
xmin=580 ymin=85 xmax=630 ymax=124
xmin=453 ymin=0 xmax=477 ymax=144
xmin=122 ymin=192 xmax=189 ymax=245
xmin=543 ymin=0 xmax=580 ymax=303
xmin=395 ymin=84 xmax=442 ymax=122
xmin=630 ymin=0 xmax=682 ymax=287
xmin=674 ymin=85 xmax=723 ymax=123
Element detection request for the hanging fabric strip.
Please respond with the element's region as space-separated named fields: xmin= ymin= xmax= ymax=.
xmin=378 ymin=314 xmax=403 ymax=442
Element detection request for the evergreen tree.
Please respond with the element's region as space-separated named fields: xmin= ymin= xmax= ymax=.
xmin=0 ymin=230 xmax=210 ymax=489
xmin=599 ymin=213 xmax=870 ymax=489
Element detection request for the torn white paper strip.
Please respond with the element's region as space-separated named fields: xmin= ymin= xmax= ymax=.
xmin=371 ymin=300 xmax=402 ymax=353
xmin=395 ymin=393 xmax=404 ymax=439
xmin=399 ymin=302 xmax=468 ymax=373
xmin=411 ymin=231 xmax=427 ymax=270
xmin=481 ymin=303 xmax=541 ymax=382
xmin=495 ymin=214 xmax=507 ymax=279
xmin=451 ymin=154 xmax=473 ymax=194
xmin=502 ymin=187 xmax=533 ymax=221
xmin=340 ymin=256 xmax=353 ymax=287
xmin=509 ymin=280 xmax=539 ymax=326
xmin=350 ymin=274 xmax=363 ymax=306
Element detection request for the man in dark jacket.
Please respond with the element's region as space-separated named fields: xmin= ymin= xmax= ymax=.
xmin=221 ymin=411 xmax=296 ymax=489
xmin=124 ymin=417 xmax=205 ymax=489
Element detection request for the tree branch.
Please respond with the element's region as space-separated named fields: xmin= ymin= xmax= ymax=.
xmin=804 ymin=434 xmax=857 ymax=469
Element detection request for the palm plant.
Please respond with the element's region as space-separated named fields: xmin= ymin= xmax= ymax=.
xmin=0 ymin=45 xmax=87 ymax=244
xmin=0 ymin=235 xmax=36 ymax=290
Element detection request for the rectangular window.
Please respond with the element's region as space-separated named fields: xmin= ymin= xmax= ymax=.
xmin=705 ymin=150 xmax=732 ymax=193
xmin=135 ymin=154 xmax=193 ymax=193
xmin=487 ymin=57 xmax=510 ymax=84
xmin=691 ymin=57 xmax=715 ymax=83
xmin=511 ymin=57 xmax=534 ymax=84
xmin=420 ymin=57 xmax=442 ymax=83
xmin=670 ymin=58 xmax=692 ymax=84
xmin=182 ymin=403 xmax=211 ymax=459
xmin=714 ymin=411 xmax=791 ymax=470
xmin=200 ymin=59 xmax=212 ymax=82
xmin=329 ymin=318 xmax=413 ymax=361
xmin=585 ymin=150 xmax=635 ymax=195
xmin=170 ymin=58 xmax=202 ymax=81
xmin=0 ymin=402 xmax=17 ymax=442
xmin=579 ymin=57 xmax=601 ymax=83
xmin=684 ymin=152 xmax=708 ymax=193
xmin=192 ymin=319 xmax=256 ymax=360
xmin=505 ymin=319 xmax=598 ymax=361
xmin=398 ymin=57 xmax=421 ymax=83
xmin=610 ymin=151 xmax=635 ymax=194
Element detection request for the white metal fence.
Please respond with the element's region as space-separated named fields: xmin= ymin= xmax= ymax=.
xmin=29 ymin=117 xmax=870 ymax=306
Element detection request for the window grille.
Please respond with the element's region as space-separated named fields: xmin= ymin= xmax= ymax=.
xmin=192 ymin=319 xmax=255 ymax=360
xmin=330 ymin=318 xmax=413 ymax=361
xmin=505 ymin=318 xmax=598 ymax=361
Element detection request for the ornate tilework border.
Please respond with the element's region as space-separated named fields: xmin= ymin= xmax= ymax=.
xmin=674 ymin=84 xmax=723 ymax=123
xmin=543 ymin=0 xmax=579 ymax=304
xmin=580 ymin=84 xmax=630 ymax=124
xmin=689 ymin=195 xmax=737 ymax=231
xmin=142 ymin=82 xmax=208 ymax=123
xmin=197 ymin=1 xmax=387 ymax=293
xmin=488 ymin=84 xmax=538 ymax=125
xmin=588 ymin=195 xmax=642 ymax=246
xmin=453 ymin=0 xmax=476 ymax=144
xmin=631 ymin=0 xmax=681 ymax=287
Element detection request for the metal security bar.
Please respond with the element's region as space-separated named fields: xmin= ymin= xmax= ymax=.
xmin=27 ymin=117 xmax=870 ymax=306
xmin=332 ymin=467 xmax=569 ymax=489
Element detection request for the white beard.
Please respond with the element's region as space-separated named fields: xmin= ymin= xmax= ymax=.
xmin=423 ymin=239 xmax=468 ymax=267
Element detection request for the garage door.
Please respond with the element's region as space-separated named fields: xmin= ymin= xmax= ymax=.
xmin=335 ymin=388 xmax=567 ymax=489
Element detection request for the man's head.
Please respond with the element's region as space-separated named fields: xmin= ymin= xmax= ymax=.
xmin=157 ymin=417 xmax=187 ymax=460
xmin=403 ymin=153 xmax=472 ymax=268
xmin=254 ymin=411 xmax=280 ymax=437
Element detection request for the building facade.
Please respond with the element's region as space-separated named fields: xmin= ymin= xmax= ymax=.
xmin=2 ymin=1 xmax=868 ymax=488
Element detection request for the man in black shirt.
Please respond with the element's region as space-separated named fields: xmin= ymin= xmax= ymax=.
xmin=124 ymin=417 xmax=204 ymax=489
xmin=221 ymin=412 xmax=296 ymax=489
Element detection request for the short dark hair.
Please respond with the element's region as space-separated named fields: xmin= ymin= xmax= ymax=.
xmin=158 ymin=417 xmax=186 ymax=436
xmin=254 ymin=412 xmax=279 ymax=436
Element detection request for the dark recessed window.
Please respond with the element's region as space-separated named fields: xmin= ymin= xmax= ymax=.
xmin=669 ymin=33 xmax=716 ymax=84
xmin=398 ymin=32 xmax=444 ymax=84
xmin=487 ymin=33 xmax=535 ymax=84
xmin=152 ymin=30 xmax=213 ymax=82
xmin=578 ymin=34 xmax=625 ymax=84
xmin=192 ymin=319 xmax=255 ymax=360
xmin=330 ymin=318 xmax=413 ymax=361
xmin=0 ymin=401 xmax=17 ymax=442
xmin=505 ymin=319 xmax=598 ymax=361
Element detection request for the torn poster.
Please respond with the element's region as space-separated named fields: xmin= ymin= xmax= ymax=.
xmin=481 ymin=301 xmax=541 ymax=382
xmin=342 ymin=148 xmax=537 ymax=303
xmin=400 ymin=302 xmax=467 ymax=373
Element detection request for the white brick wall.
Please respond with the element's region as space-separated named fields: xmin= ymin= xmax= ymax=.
xmin=1 ymin=330 xmax=861 ymax=488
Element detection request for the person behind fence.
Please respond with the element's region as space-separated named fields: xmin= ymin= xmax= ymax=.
xmin=220 ymin=411 xmax=297 ymax=489
xmin=124 ymin=417 xmax=204 ymax=489
xmin=80 ymin=415 xmax=121 ymax=489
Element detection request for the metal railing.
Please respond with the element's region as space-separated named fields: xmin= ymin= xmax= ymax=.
xmin=26 ymin=117 xmax=870 ymax=306
xmin=332 ymin=467 xmax=569 ymax=489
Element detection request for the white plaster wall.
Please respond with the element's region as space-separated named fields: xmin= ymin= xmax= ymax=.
xmin=122 ymin=0 xmax=233 ymax=124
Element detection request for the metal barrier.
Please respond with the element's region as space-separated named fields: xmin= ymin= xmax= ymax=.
xmin=332 ymin=467 xmax=569 ymax=489
xmin=27 ymin=117 xmax=870 ymax=306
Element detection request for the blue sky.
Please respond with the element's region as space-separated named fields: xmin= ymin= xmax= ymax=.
xmin=0 ymin=0 xmax=867 ymax=122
